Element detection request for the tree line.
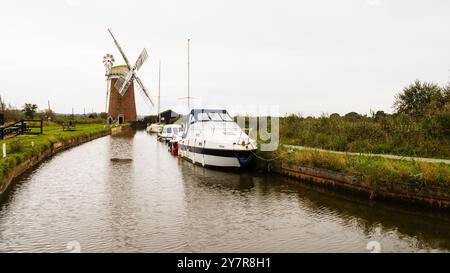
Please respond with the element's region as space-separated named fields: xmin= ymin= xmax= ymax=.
xmin=0 ymin=103 xmax=108 ymax=124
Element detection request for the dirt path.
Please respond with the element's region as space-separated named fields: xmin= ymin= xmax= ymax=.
xmin=283 ymin=145 xmax=450 ymax=165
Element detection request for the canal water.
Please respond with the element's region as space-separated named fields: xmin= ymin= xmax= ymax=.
xmin=0 ymin=130 xmax=449 ymax=253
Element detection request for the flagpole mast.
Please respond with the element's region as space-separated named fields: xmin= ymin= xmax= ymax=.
xmin=158 ymin=60 xmax=161 ymax=123
xmin=187 ymin=38 xmax=190 ymax=110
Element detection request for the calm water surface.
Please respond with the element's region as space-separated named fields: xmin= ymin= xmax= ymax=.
xmin=1 ymin=130 xmax=449 ymax=253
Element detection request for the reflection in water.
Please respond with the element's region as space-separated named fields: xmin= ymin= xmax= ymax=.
xmin=295 ymin=183 xmax=450 ymax=251
xmin=105 ymin=131 xmax=139 ymax=251
xmin=177 ymin=156 xmax=450 ymax=252
xmin=0 ymin=130 xmax=449 ymax=252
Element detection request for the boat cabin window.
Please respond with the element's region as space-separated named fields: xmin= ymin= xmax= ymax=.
xmin=189 ymin=115 xmax=196 ymax=124
xmin=197 ymin=112 xmax=211 ymax=122
xmin=166 ymin=128 xmax=172 ymax=134
xmin=173 ymin=128 xmax=179 ymax=134
xmin=196 ymin=111 xmax=233 ymax=122
xmin=218 ymin=112 xmax=233 ymax=122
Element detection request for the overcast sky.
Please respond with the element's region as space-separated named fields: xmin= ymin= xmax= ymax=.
xmin=1 ymin=0 xmax=449 ymax=116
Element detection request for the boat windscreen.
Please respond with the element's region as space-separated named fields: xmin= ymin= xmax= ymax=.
xmin=197 ymin=112 xmax=211 ymax=122
xmin=219 ymin=112 xmax=233 ymax=122
xmin=196 ymin=112 xmax=233 ymax=122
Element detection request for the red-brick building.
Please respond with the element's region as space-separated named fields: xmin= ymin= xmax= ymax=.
xmin=106 ymin=65 xmax=137 ymax=124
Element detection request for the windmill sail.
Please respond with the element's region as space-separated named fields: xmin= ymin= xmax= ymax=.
xmin=134 ymin=48 xmax=148 ymax=71
xmin=115 ymin=71 xmax=134 ymax=96
xmin=135 ymin=76 xmax=154 ymax=106
xmin=107 ymin=28 xmax=132 ymax=69
xmin=114 ymin=76 xmax=126 ymax=92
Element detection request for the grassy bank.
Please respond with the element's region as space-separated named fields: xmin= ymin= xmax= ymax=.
xmin=0 ymin=123 xmax=112 ymax=191
xmin=272 ymin=147 xmax=450 ymax=187
xmin=279 ymin=113 xmax=450 ymax=160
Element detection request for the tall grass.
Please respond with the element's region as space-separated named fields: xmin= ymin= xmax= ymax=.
xmin=279 ymin=113 xmax=450 ymax=159
xmin=276 ymin=148 xmax=450 ymax=186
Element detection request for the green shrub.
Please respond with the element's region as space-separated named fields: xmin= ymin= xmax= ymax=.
xmin=9 ymin=140 xmax=25 ymax=153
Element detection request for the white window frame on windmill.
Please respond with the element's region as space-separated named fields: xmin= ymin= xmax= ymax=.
xmin=107 ymin=116 xmax=114 ymax=124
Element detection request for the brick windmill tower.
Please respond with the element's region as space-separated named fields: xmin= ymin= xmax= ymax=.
xmin=103 ymin=28 xmax=154 ymax=124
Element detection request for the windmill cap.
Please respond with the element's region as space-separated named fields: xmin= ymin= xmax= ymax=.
xmin=106 ymin=65 xmax=129 ymax=78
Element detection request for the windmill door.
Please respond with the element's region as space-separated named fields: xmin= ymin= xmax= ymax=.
xmin=118 ymin=115 xmax=124 ymax=124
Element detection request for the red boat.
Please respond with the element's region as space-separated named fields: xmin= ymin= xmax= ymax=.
xmin=168 ymin=140 xmax=179 ymax=156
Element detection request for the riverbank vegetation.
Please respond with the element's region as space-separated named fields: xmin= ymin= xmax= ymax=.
xmin=262 ymin=80 xmax=450 ymax=192
xmin=280 ymin=80 xmax=450 ymax=159
xmin=273 ymin=147 xmax=450 ymax=187
xmin=0 ymin=122 xmax=111 ymax=192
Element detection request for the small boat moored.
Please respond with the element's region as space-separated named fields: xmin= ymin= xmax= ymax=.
xmin=146 ymin=123 xmax=164 ymax=134
xmin=158 ymin=124 xmax=182 ymax=142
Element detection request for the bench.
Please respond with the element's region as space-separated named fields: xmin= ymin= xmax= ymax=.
xmin=62 ymin=121 xmax=76 ymax=131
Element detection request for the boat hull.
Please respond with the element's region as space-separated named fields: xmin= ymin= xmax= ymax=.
xmin=146 ymin=124 xmax=164 ymax=134
xmin=179 ymin=145 xmax=255 ymax=168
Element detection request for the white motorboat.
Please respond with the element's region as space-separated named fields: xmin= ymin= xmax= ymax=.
xmin=179 ymin=109 xmax=257 ymax=168
xmin=158 ymin=124 xmax=182 ymax=142
xmin=146 ymin=123 xmax=163 ymax=134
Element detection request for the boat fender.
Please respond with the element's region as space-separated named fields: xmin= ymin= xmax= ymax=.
xmin=202 ymin=140 xmax=206 ymax=167
xmin=192 ymin=138 xmax=196 ymax=165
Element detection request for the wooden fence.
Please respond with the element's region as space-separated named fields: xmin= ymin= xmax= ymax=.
xmin=0 ymin=119 xmax=43 ymax=139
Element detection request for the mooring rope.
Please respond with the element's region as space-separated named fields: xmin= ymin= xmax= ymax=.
xmin=249 ymin=149 xmax=284 ymax=162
